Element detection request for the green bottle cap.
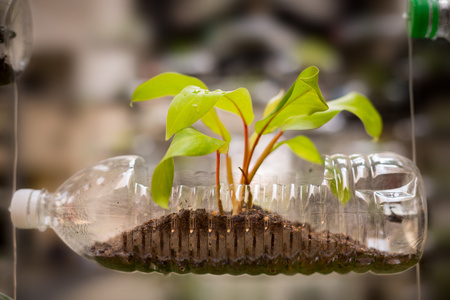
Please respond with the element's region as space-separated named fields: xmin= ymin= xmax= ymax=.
xmin=407 ymin=0 xmax=439 ymax=39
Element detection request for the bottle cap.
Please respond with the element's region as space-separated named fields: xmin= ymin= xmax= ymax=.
xmin=10 ymin=189 xmax=42 ymax=229
xmin=408 ymin=0 xmax=439 ymax=39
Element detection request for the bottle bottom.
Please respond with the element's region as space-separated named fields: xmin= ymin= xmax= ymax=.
xmin=87 ymin=208 xmax=420 ymax=275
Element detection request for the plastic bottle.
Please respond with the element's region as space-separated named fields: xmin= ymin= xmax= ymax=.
xmin=10 ymin=153 xmax=427 ymax=275
xmin=0 ymin=0 xmax=32 ymax=85
xmin=407 ymin=0 xmax=450 ymax=40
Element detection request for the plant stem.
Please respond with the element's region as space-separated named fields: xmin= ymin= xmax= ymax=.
xmin=248 ymin=131 xmax=284 ymax=183
xmin=237 ymin=166 xmax=251 ymax=212
xmin=238 ymin=167 xmax=249 ymax=184
xmin=226 ymin=154 xmax=238 ymax=211
xmin=246 ymin=134 xmax=261 ymax=174
xmin=216 ymin=151 xmax=224 ymax=215
xmin=244 ymin=89 xmax=311 ymax=180
xmin=243 ymin=133 xmax=261 ymax=183
xmin=236 ymin=117 xmax=280 ymax=214
xmin=222 ymin=95 xmax=250 ymax=186
xmin=242 ymin=123 xmax=249 ymax=184
xmin=246 ymin=189 xmax=253 ymax=212
xmin=236 ymin=185 xmax=245 ymax=215
xmin=237 ymin=123 xmax=250 ymax=213
xmin=236 ymin=131 xmax=283 ymax=215
xmin=242 ymin=114 xmax=278 ymax=183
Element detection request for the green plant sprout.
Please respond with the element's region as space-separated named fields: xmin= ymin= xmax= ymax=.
xmin=131 ymin=66 xmax=382 ymax=215
xmin=0 ymin=292 xmax=13 ymax=300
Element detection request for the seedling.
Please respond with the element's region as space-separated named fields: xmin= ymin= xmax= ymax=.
xmin=131 ymin=66 xmax=382 ymax=215
xmin=0 ymin=292 xmax=13 ymax=300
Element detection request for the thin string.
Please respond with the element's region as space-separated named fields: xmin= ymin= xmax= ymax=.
xmin=7 ymin=1 xmax=20 ymax=298
xmin=12 ymin=80 xmax=18 ymax=300
xmin=407 ymin=32 xmax=420 ymax=300
xmin=408 ymin=35 xmax=417 ymax=164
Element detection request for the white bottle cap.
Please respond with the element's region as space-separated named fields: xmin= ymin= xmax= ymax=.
xmin=10 ymin=189 xmax=42 ymax=229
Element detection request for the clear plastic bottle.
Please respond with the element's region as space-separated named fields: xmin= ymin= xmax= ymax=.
xmin=0 ymin=0 xmax=32 ymax=85
xmin=407 ymin=0 xmax=450 ymax=40
xmin=10 ymin=153 xmax=427 ymax=275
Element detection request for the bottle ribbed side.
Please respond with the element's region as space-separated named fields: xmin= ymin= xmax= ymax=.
xmin=89 ymin=153 xmax=425 ymax=275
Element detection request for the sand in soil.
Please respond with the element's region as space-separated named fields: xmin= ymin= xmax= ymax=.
xmin=89 ymin=208 xmax=419 ymax=275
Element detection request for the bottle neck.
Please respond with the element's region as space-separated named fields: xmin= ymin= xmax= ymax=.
xmin=408 ymin=0 xmax=438 ymax=38
xmin=10 ymin=189 xmax=52 ymax=231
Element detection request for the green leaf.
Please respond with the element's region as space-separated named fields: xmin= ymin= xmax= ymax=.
xmin=263 ymin=89 xmax=284 ymax=118
xmin=273 ymin=135 xmax=323 ymax=164
xmin=328 ymin=175 xmax=349 ymax=204
xmin=151 ymin=127 xmax=227 ymax=208
xmin=249 ymin=132 xmax=258 ymax=149
xmin=0 ymin=292 xmax=13 ymax=300
xmin=164 ymin=127 xmax=227 ymax=157
xmin=280 ymin=92 xmax=383 ymax=140
xmin=333 ymin=181 xmax=352 ymax=204
xmin=325 ymin=165 xmax=352 ymax=204
xmin=255 ymin=66 xmax=329 ymax=135
xmin=131 ymin=72 xmax=207 ymax=104
xmin=214 ymin=88 xmax=254 ymax=125
xmin=201 ymin=109 xmax=231 ymax=153
xmin=151 ymin=158 xmax=174 ymax=209
xmin=165 ymin=86 xmax=225 ymax=139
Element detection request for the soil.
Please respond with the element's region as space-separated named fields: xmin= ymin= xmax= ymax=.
xmin=88 ymin=207 xmax=419 ymax=275
xmin=0 ymin=55 xmax=14 ymax=86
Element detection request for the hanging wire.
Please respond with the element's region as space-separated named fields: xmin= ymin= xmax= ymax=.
xmin=408 ymin=35 xmax=417 ymax=165
xmin=407 ymin=29 xmax=421 ymax=300
xmin=7 ymin=0 xmax=19 ymax=299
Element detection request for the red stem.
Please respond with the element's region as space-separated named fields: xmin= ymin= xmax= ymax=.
xmin=221 ymin=95 xmax=252 ymax=186
xmin=247 ymin=131 xmax=284 ymax=183
xmin=242 ymin=114 xmax=278 ymax=183
xmin=245 ymin=89 xmax=311 ymax=177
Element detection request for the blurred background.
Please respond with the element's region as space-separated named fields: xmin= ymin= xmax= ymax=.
xmin=1 ymin=0 xmax=450 ymax=299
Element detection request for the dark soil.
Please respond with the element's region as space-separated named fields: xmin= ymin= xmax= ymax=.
xmin=0 ymin=56 xmax=14 ymax=86
xmin=88 ymin=208 xmax=419 ymax=275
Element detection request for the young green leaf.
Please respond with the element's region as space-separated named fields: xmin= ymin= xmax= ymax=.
xmin=325 ymin=165 xmax=352 ymax=204
xmin=328 ymin=176 xmax=351 ymax=204
xmin=151 ymin=127 xmax=227 ymax=208
xmin=249 ymin=132 xmax=258 ymax=149
xmin=0 ymin=293 xmax=13 ymax=300
xmin=165 ymin=86 xmax=225 ymax=139
xmin=255 ymin=66 xmax=329 ymax=135
xmin=263 ymin=89 xmax=285 ymax=118
xmin=131 ymin=72 xmax=207 ymax=104
xmin=280 ymin=92 xmax=383 ymax=140
xmin=201 ymin=109 xmax=231 ymax=153
xmin=151 ymin=158 xmax=175 ymax=209
xmin=214 ymin=88 xmax=254 ymax=125
xmin=273 ymin=135 xmax=323 ymax=164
